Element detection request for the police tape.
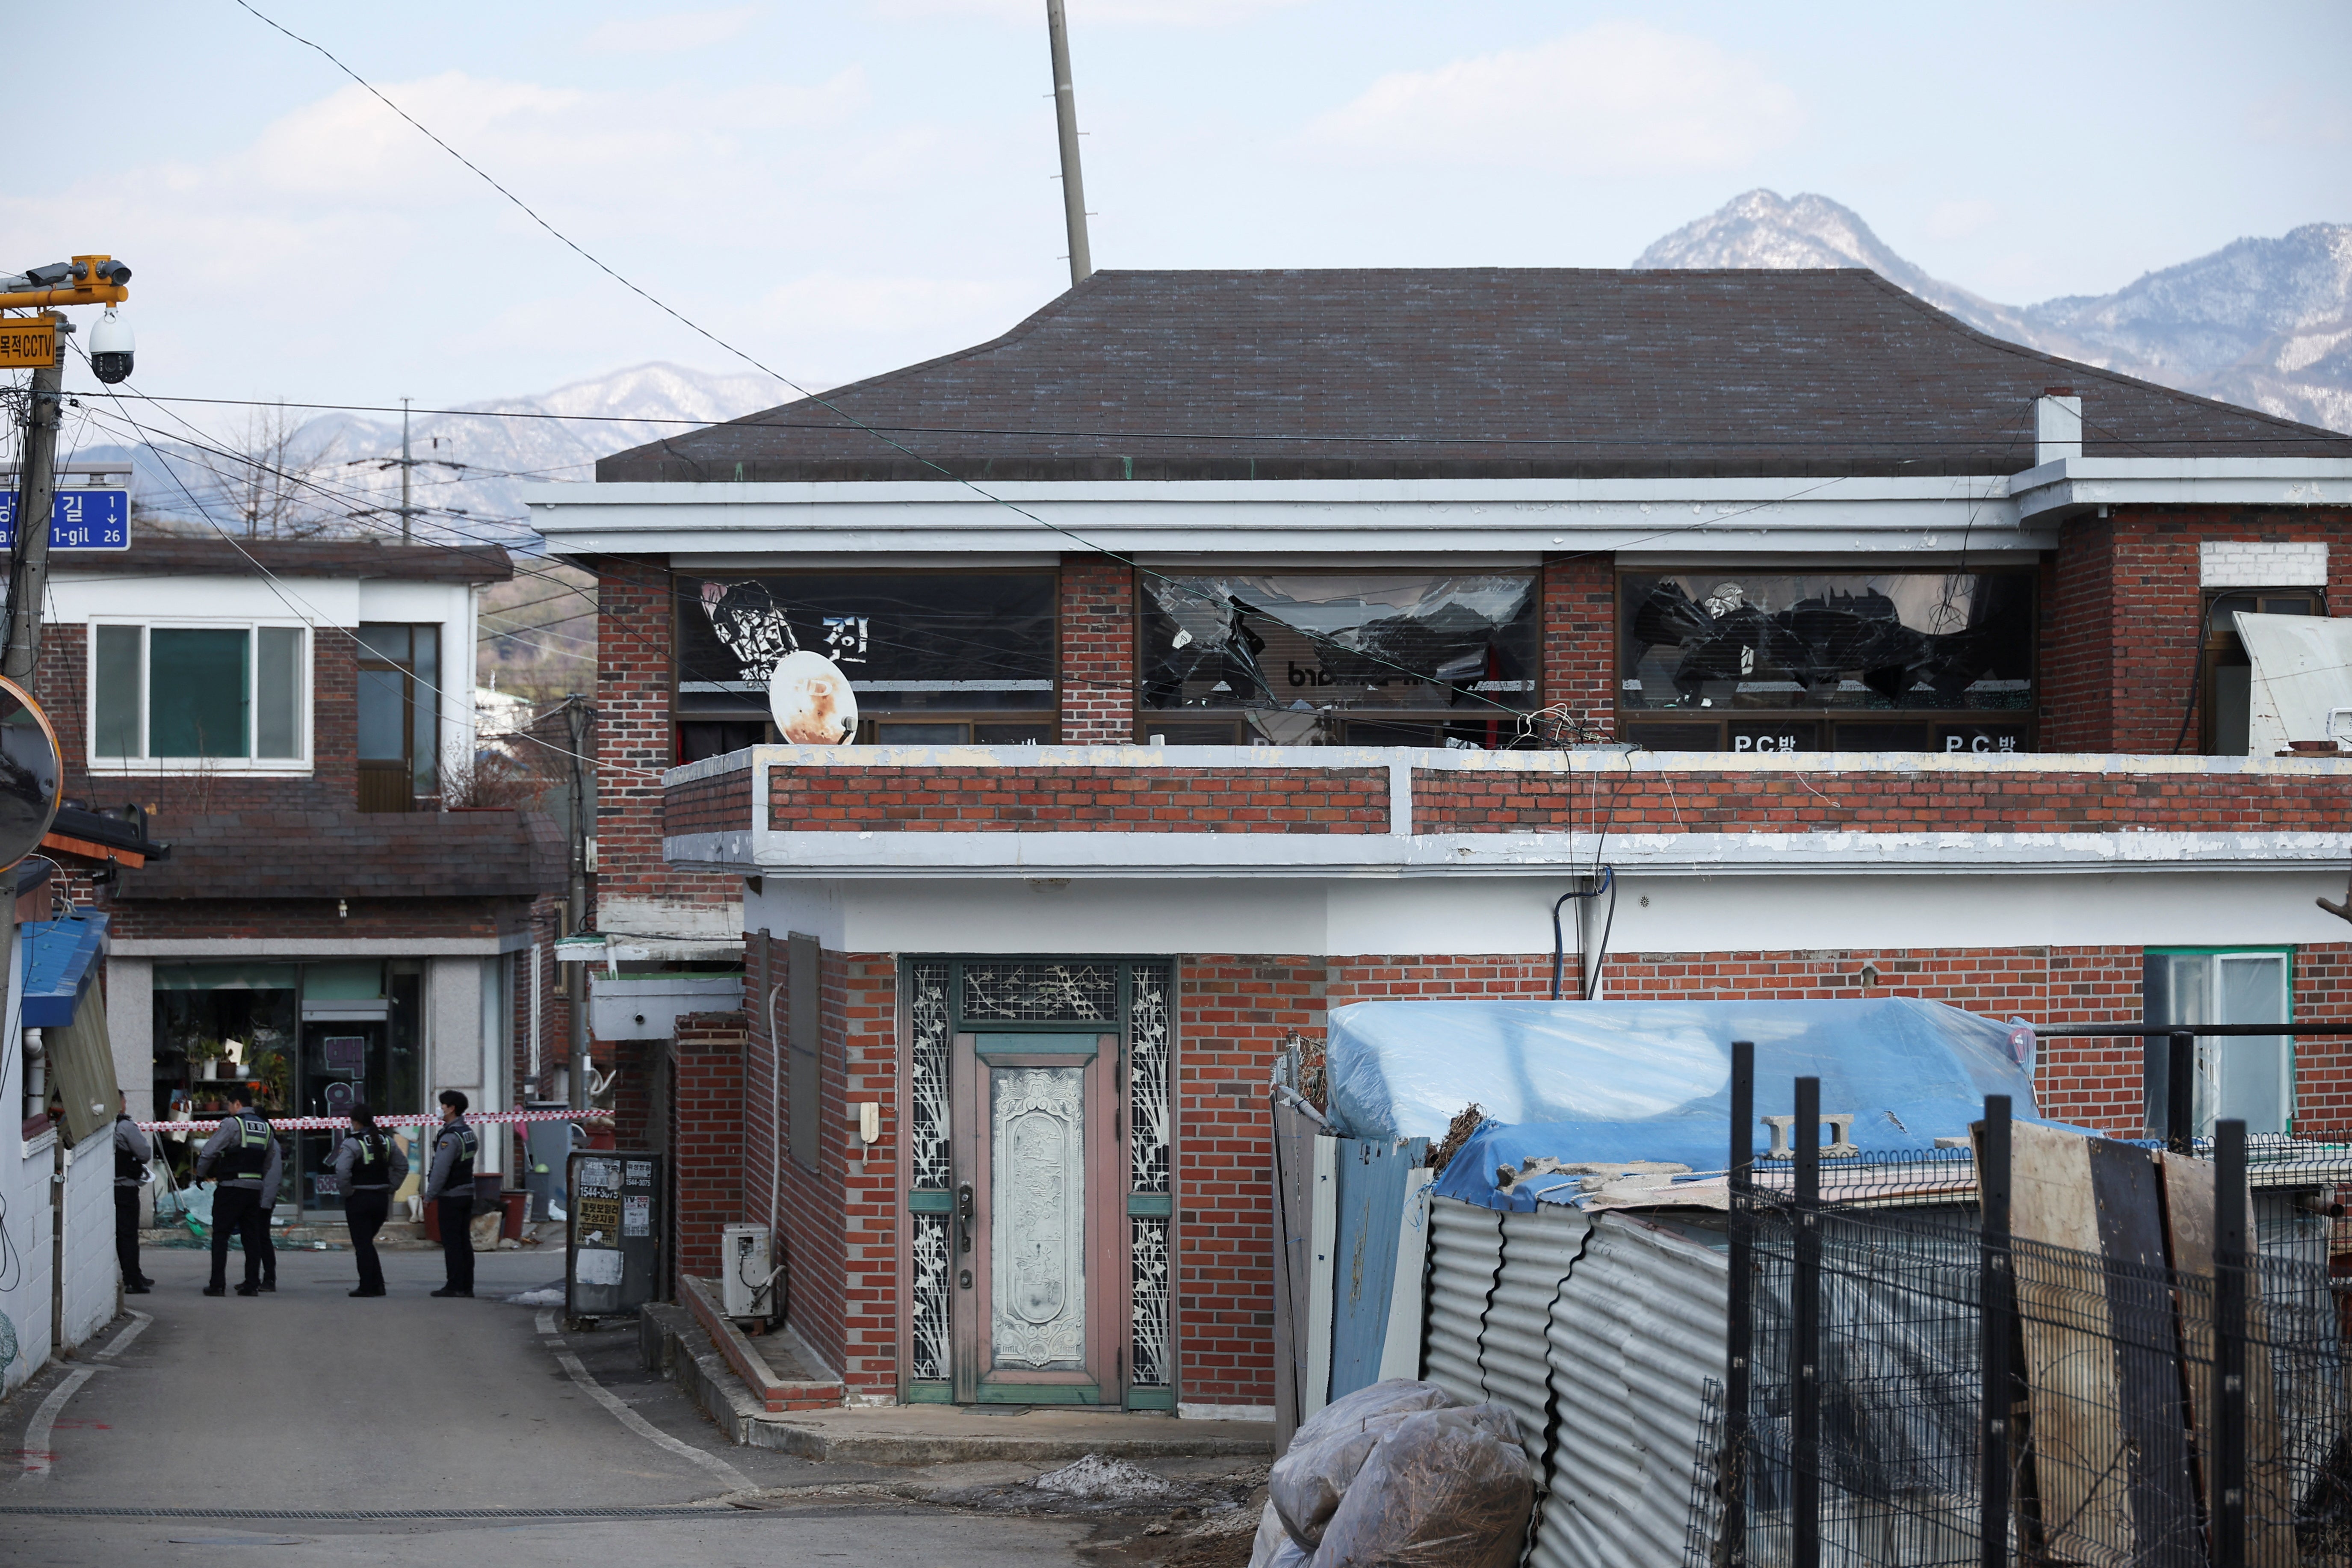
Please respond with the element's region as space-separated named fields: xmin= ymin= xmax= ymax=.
xmin=137 ymin=1107 xmax=614 ymax=1135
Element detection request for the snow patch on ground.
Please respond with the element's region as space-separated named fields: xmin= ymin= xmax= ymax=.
xmin=1029 ymin=1454 xmax=1179 ymax=1502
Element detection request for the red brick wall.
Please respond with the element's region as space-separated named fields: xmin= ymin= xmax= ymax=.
xmin=596 ymin=564 xmax=735 ymax=914
xmin=665 ymin=763 xmax=752 ymax=839
xmin=2043 ymin=507 xmax=2352 ymax=753
xmin=770 ymin=765 xmax=1390 ymax=833
xmin=1059 ymin=555 xmax=1132 ymax=744
xmin=2297 ymin=946 xmax=2352 ymax=1138
xmin=1411 ymin=762 xmax=2347 ymax=833
xmin=1542 ymin=555 xmax=1616 ymax=741
xmin=670 ymin=1011 xmax=746 ymax=1280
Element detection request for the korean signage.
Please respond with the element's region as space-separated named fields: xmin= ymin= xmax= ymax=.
xmin=0 ymin=319 xmax=58 ymax=369
xmin=0 ymin=488 xmax=130 ymax=550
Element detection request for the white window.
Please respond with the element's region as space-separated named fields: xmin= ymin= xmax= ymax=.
xmin=2145 ymin=949 xmax=2293 ymax=1136
xmin=90 ymin=621 xmax=309 ymax=771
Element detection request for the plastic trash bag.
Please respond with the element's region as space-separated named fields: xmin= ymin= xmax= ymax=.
xmin=1314 ymin=1403 xmax=1534 ymax=1568
xmin=177 ymin=1182 xmax=214 ymax=1237
xmin=1269 ymin=1379 xmax=1457 ymax=1549
xmin=1246 ymin=1500 xmax=1311 ymax=1568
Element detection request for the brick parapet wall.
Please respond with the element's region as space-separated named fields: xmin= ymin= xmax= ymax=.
xmin=1542 ymin=555 xmax=1616 ymax=741
xmin=769 ymin=766 xmax=1390 ymax=833
xmin=665 ymin=766 xmax=752 ymax=840
xmin=2044 ymin=506 xmax=2352 ymax=753
xmin=1411 ymin=764 xmax=2349 ymax=833
xmin=1059 ymin=555 xmax=1133 ymax=744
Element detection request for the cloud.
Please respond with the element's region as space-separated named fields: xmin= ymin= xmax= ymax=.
xmin=1926 ymin=199 xmax=1999 ymax=242
xmin=582 ymin=6 xmax=764 ymax=55
xmin=869 ymin=0 xmax=1306 ymax=23
xmin=1303 ymin=21 xmax=1803 ymax=175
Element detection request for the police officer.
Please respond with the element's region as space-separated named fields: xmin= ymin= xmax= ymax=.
xmin=194 ymin=1087 xmax=280 ymax=1297
xmin=113 ymin=1092 xmax=155 ymax=1296
xmin=420 ymin=1090 xmax=479 ymax=1298
xmin=334 ymin=1104 xmax=406 ymax=1297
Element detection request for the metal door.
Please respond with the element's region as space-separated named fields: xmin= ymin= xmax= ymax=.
xmin=950 ymin=1031 xmax=1123 ymax=1405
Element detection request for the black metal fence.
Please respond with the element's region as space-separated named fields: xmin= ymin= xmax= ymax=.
xmin=1693 ymin=1045 xmax=2352 ymax=1568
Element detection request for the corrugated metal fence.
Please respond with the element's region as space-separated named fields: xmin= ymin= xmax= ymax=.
xmin=1423 ymin=1194 xmax=1727 ymax=1568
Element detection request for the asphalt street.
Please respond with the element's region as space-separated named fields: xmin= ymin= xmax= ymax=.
xmin=0 ymin=1242 xmax=1093 ymax=1567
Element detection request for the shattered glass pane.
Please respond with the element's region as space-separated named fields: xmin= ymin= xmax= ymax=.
xmin=961 ymin=963 xmax=1117 ymax=1022
xmin=675 ymin=573 xmax=1055 ymax=710
xmin=1619 ymin=572 xmax=2035 ymax=713
xmin=1140 ymin=573 xmax=1538 ymax=720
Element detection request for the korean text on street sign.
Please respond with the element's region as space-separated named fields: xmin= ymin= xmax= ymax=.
xmin=0 ymin=489 xmax=130 ymax=550
xmin=0 ymin=318 xmax=57 ymax=369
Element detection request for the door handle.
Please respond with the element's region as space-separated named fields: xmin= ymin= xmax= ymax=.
xmin=955 ymin=1183 xmax=973 ymax=1255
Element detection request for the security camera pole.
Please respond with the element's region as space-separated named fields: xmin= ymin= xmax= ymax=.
xmin=1 ymin=255 xmax=132 ymax=682
xmin=1045 ymin=0 xmax=1093 ymax=287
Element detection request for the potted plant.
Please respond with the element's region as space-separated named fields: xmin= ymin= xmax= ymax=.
xmin=184 ymin=1036 xmax=225 ymax=1081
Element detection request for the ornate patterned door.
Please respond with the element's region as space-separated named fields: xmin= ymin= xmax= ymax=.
xmin=952 ymin=1031 xmax=1120 ymax=1402
xmin=901 ymin=960 xmax=1174 ymax=1408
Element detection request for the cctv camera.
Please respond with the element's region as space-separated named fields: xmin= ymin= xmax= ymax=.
xmin=90 ymin=260 xmax=130 ymax=286
xmin=89 ymin=310 xmax=133 ymax=384
xmin=21 ymin=262 xmax=73 ymax=288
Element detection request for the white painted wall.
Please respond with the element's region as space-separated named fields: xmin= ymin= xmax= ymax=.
xmin=744 ymin=867 xmax=2352 ymax=960
xmin=428 ymin=957 xmax=499 ymax=1174
xmin=59 ymin=1143 xmax=114 ymax=1349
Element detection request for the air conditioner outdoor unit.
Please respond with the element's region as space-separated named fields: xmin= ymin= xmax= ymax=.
xmin=720 ymin=1223 xmax=776 ymax=1319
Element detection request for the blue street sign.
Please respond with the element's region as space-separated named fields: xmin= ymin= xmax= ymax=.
xmin=0 ymin=488 xmax=130 ymax=550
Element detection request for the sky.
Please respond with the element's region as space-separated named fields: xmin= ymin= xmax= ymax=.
xmin=10 ymin=0 xmax=2350 ymax=421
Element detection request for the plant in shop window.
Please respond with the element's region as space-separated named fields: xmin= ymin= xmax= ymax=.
xmin=184 ymin=1034 xmax=226 ymax=1079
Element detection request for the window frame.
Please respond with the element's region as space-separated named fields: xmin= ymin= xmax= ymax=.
xmin=1613 ymin=564 xmax=2041 ymax=754
xmin=671 ymin=567 xmax=1063 ymax=756
xmin=87 ymin=616 xmax=313 ymax=775
xmin=2144 ymin=945 xmax=2296 ymax=1138
xmin=1132 ymin=565 xmax=1546 ymax=747
xmin=2198 ymin=588 xmax=2325 ymax=756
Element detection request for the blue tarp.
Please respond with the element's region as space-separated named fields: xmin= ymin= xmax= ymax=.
xmin=1321 ymin=998 xmax=2039 ymax=1209
xmin=19 ymin=911 xmax=108 ymax=1028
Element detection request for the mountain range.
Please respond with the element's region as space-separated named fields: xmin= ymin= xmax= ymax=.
xmin=1635 ymin=190 xmax=2352 ymax=433
xmin=100 ymin=191 xmax=2352 ymax=550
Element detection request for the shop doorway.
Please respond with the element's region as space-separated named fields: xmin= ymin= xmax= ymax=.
xmin=902 ymin=959 xmax=1173 ymax=1408
xmin=298 ymin=1013 xmax=390 ymax=1213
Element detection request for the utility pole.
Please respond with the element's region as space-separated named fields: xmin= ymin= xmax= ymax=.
xmin=1046 ymin=0 xmax=1093 ymax=286
xmin=399 ymin=397 xmax=413 ymax=544
xmin=3 ymin=355 xmax=62 ymax=684
xmin=346 ymin=396 xmax=460 ymax=544
xmin=563 ymin=695 xmax=595 ymax=1113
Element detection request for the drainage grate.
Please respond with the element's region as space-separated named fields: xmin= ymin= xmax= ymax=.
xmin=0 ymin=1504 xmax=743 ymax=1521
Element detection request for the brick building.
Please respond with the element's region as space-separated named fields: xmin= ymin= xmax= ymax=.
xmin=530 ymin=269 xmax=2352 ymax=1415
xmin=41 ymin=537 xmax=565 ymax=1209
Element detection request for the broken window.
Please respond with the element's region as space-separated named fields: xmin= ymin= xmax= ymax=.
xmin=2200 ymin=590 xmax=2321 ymax=755
xmin=673 ymin=573 xmax=1056 ymax=754
xmin=1618 ymin=570 xmax=2035 ymax=753
xmin=1138 ymin=572 xmax=1538 ymax=747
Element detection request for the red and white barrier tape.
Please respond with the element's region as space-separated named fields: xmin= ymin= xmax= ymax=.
xmin=137 ymin=1107 xmax=613 ymax=1135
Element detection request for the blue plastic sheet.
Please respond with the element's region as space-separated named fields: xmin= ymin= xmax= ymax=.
xmin=1321 ymin=998 xmax=2039 ymax=1208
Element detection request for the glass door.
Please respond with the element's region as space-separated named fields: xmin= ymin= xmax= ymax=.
xmin=2146 ymin=949 xmax=2293 ymax=1135
xmin=298 ymin=1019 xmax=390 ymax=1212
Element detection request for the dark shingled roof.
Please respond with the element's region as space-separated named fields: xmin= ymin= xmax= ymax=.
xmin=53 ymin=537 xmax=512 ymax=582
xmin=597 ymin=269 xmax=2352 ymax=484
xmin=114 ymin=809 xmax=564 ymax=901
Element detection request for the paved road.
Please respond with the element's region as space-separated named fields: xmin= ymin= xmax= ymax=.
xmin=0 ymin=1243 xmax=1091 ymax=1567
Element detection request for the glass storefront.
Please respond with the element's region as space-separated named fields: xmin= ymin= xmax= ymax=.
xmin=151 ymin=959 xmax=427 ymax=1213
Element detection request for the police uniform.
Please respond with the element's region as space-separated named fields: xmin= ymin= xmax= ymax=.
xmin=333 ymin=1127 xmax=408 ymax=1296
xmin=420 ymin=1116 xmax=479 ymax=1296
xmin=194 ymin=1108 xmax=282 ymax=1296
xmin=112 ymin=1111 xmax=155 ymax=1294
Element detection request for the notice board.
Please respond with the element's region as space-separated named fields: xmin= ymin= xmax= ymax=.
xmin=566 ymin=1150 xmax=663 ymax=1318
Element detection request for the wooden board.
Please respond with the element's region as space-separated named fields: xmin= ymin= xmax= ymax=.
xmin=2156 ymin=1153 xmax=2292 ymax=1567
xmin=2007 ymin=1122 xmax=2136 ymax=1567
xmin=2084 ymin=1139 xmax=2200 ymax=1567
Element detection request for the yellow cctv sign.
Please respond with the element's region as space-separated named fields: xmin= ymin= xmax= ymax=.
xmin=0 ymin=317 xmax=57 ymax=370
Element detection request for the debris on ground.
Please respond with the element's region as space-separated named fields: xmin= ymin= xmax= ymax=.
xmin=1426 ymin=1104 xmax=1485 ymax=1175
xmin=1032 ymin=1454 xmax=1181 ymax=1502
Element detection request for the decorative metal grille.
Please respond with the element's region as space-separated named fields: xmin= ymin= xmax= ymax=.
xmin=960 ymin=962 xmax=1116 ymax=1023
xmin=907 ymin=963 xmax=952 ymax=1190
xmin=1130 ymin=1216 xmax=1172 ymax=1387
xmin=1129 ymin=963 xmax=1171 ymax=1195
xmin=910 ymin=1213 xmax=952 ymax=1382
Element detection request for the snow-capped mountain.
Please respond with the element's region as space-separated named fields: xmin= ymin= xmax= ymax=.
xmin=89 ymin=361 xmax=785 ymax=548
xmin=1635 ymin=190 xmax=2352 ymax=432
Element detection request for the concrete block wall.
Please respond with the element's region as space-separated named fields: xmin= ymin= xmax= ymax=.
xmin=59 ymin=1142 xmax=115 ymax=1349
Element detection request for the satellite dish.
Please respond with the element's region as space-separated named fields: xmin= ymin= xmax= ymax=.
xmin=768 ymin=650 xmax=860 ymax=744
xmin=0 ymin=677 xmax=60 ymax=869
